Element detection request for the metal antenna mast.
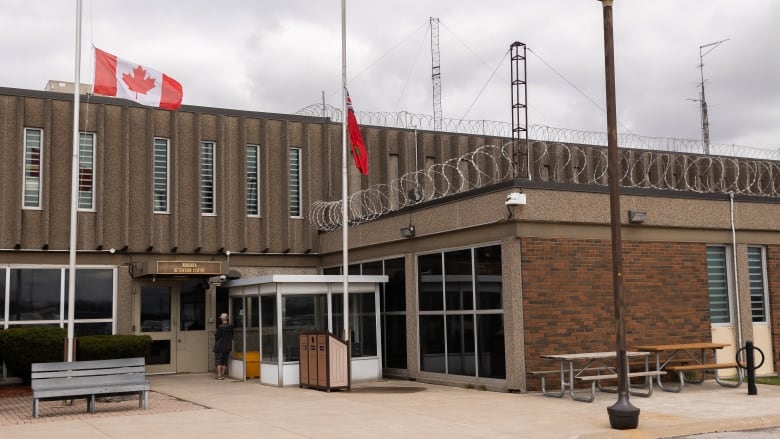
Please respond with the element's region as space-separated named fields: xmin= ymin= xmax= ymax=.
xmin=697 ymin=38 xmax=729 ymax=155
xmin=430 ymin=17 xmax=442 ymax=131
xmin=510 ymin=41 xmax=529 ymax=179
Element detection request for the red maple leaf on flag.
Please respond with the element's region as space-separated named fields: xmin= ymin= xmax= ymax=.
xmin=121 ymin=65 xmax=156 ymax=96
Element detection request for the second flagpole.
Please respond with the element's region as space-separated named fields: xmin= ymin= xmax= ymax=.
xmin=340 ymin=0 xmax=350 ymax=346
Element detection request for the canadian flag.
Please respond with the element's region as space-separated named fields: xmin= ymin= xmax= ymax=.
xmin=93 ymin=47 xmax=183 ymax=110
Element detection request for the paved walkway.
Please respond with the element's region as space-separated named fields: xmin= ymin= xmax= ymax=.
xmin=2 ymin=374 xmax=780 ymax=438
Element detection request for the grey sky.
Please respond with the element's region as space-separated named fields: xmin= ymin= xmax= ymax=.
xmin=1 ymin=0 xmax=778 ymax=150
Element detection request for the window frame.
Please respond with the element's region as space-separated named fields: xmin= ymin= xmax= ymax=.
xmin=289 ymin=147 xmax=302 ymax=218
xmin=78 ymin=132 xmax=96 ymax=211
xmin=153 ymin=137 xmax=170 ymax=214
xmin=705 ymin=245 xmax=733 ymax=326
xmin=747 ymin=245 xmax=770 ymax=325
xmin=22 ymin=127 xmax=43 ymax=209
xmin=200 ymin=141 xmax=216 ymax=215
xmin=246 ymin=144 xmax=260 ymax=217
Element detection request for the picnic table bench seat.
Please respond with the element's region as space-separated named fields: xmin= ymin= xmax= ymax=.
xmin=31 ymin=357 xmax=150 ymax=418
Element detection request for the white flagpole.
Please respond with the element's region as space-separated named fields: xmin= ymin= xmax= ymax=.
xmin=66 ymin=0 xmax=83 ymax=362
xmin=340 ymin=0 xmax=350 ymax=344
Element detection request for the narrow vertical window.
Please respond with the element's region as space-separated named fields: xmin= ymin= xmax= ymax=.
xmin=289 ymin=147 xmax=301 ymax=217
xmin=153 ymin=138 xmax=169 ymax=213
xmin=246 ymin=145 xmax=260 ymax=216
xmin=706 ymin=246 xmax=731 ymax=324
xmin=23 ymin=128 xmax=43 ymax=208
xmin=200 ymin=141 xmax=215 ymax=214
xmin=78 ymin=132 xmax=95 ymax=210
xmin=747 ymin=246 xmax=768 ymax=323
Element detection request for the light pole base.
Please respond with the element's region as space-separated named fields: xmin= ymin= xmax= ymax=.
xmin=607 ymin=396 xmax=640 ymax=430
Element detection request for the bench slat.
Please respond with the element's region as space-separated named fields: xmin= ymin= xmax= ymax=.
xmin=32 ymin=366 xmax=146 ymax=380
xmin=665 ymin=362 xmax=738 ymax=372
xmin=31 ymin=357 xmax=145 ymax=372
xmin=577 ymin=371 xmax=665 ymax=381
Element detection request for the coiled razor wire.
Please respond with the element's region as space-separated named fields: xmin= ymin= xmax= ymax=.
xmin=309 ymin=140 xmax=780 ymax=231
xmin=296 ymin=104 xmax=780 ymax=161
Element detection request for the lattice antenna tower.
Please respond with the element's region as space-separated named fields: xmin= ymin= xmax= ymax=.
xmin=430 ymin=17 xmax=442 ymax=132
xmin=510 ymin=41 xmax=529 ymax=179
xmin=697 ymin=38 xmax=728 ymax=155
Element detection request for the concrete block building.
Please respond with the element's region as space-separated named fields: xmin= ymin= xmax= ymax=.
xmin=1 ymin=85 xmax=778 ymax=390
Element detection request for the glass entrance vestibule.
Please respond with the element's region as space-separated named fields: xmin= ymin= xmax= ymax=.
xmin=224 ymin=274 xmax=387 ymax=386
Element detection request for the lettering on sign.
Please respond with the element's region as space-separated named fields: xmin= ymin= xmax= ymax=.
xmin=157 ymin=261 xmax=222 ymax=275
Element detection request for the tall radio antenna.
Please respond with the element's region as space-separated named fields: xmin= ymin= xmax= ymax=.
xmin=697 ymin=38 xmax=729 ymax=155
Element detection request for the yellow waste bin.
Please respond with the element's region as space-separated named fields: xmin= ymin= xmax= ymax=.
xmin=233 ymin=351 xmax=260 ymax=378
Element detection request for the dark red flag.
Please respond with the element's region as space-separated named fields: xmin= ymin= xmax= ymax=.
xmin=346 ymin=90 xmax=368 ymax=175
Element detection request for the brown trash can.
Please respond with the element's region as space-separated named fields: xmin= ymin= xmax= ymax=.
xmin=299 ymin=331 xmax=350 ymax=391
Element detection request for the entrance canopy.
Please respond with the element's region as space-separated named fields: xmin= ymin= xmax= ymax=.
xmin=223 ymin=274 xmax=388 ymax=386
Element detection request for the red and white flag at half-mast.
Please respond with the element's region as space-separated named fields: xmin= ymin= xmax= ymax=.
xmin=346 ymin=90 xmax=368 ymax=175
xmin=93 ymin=47 xmax=183 ymax=110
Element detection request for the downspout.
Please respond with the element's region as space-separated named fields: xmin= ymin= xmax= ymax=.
xmin=729 ymin=192 xmax=744 ymax=357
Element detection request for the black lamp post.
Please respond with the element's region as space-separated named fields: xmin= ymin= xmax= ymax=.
xmin=597 ymin=0 xmax=640 ymax=430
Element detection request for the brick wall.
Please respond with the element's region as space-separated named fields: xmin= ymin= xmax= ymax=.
xmin=521 ymin=237 xmax=711 ymax=390
xmin=767 ymin=245 xmax=780 ymax=374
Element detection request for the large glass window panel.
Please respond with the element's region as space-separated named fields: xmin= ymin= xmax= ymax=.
xmin=419 ymin=315 xmax=445 ymax=373
xmin=418 ymin=253 xmax=443 ymax=311
xmin=332 ymin=293 xmax=377 ymax=357
xmin=140 ymin=286 xmax=171 ymax=332
xmin=747 ymin=246 xmax=768 ymax=323
xmin=0 ymin=268 xmax=5 ymax=321
xmin=383 ymin=257 xmax=406 ymax=312
xmin=200 ymin=141 xmax=215 ymax=214
xmin=74 ymin=269 xmax=113 ymax=319
xmin=261 ymin=295 xmax=277 ymax=363
xmin=78 ymin=132 xmax=95 ymax=210
xmin=282 ymin=295 xmax=326 ymax=361
xmin=75 ymin=322 xmax=112 ymax=336
xmin=475 ymin=245 xmax=502 ymax=310
xmin=706 ymin=246 xmax=731 ymax=324
xmin=246 ymin=145 xmax=260 ymax=216
xmin=231 ymin=297 xmax=244 ymax=353
xmin=383 ymin=315 xmax=407 ymax=369
xmin=444 ymin=249 xmax=473 ymax=311
xmin=153 ymin=138 xmax=169 ymax=213
xmin=446 ymin=314 xmax=475 ymax=376
xmin=9 ymin=269 xmax=61 ymax=321
xmin=23 ymin=128 xmax=42 ymax=208
xmin=180 ymin=281 xmax=205 ymax=331
xmin=477 ymin=314 xmax=505 ymax=379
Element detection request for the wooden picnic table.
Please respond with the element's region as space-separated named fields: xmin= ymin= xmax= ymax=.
xmin=630 ymin=342 xmax=742 ymax=392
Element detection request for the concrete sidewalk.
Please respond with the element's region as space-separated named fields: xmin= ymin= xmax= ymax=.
xmin=2 ymin=374 xmax=780 ymax=438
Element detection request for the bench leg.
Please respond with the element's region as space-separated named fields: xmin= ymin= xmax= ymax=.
xmin=88 ymin=395 xmax=96 ymax=413
xmin=540 ymin=374 xmax=565 ymax=398
xmin=140 ymin=391 xmax=148 ymax=409
xmin=33 ymin=398 xmax=39 ymax=419
xmin=570 ymin=381 xmax=596 ymax=403
xmin=714 ymin=368 xmax=742 ymax=388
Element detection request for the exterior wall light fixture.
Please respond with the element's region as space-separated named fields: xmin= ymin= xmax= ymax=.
xmin=628 ymin=210 xmax=646 ymax=224
xmin=401 ymin=225 xmax=416 ymax=238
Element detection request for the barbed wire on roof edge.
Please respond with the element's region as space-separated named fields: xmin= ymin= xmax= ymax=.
xmin=295 ymin=103 xmax=780 ymax=161
xmin=308 ymin=141 xmax=780 ymax=231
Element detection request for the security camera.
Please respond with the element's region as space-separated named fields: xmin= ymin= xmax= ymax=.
xmin=505 ymin=192 xmax=527 ymax=206
xmin=219 ymin=274 xmax=227 ymax=281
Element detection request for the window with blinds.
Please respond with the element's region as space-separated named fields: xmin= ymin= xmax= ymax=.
xmin=747 ymin=246 xmax=768 ymax=323
xmin=201 ymin=142 xmax=215 ymax=214
xmin=23 ymin=128 xmax=42 ymax=208
xmin=706 ymin=246 xmax=731 ymax=324
xmin=246 ymin=145 xmax=259 ymax=216
xmin=78 ymin=133 xmax=95 ymax=210
xmin=289 ymin=147 xmax=301 ymax=217
xmin=153 ymin=138 xmax=169 ymax=213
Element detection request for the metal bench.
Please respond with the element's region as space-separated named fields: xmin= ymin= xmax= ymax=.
xmin=664 ymin=362 xmax=742 ymax=390
xmin=31 ymin=357 xmax=150 ymax=418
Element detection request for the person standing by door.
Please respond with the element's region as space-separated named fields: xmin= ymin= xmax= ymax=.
xmin=214 ymin=313 xmax=234 ymax=380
